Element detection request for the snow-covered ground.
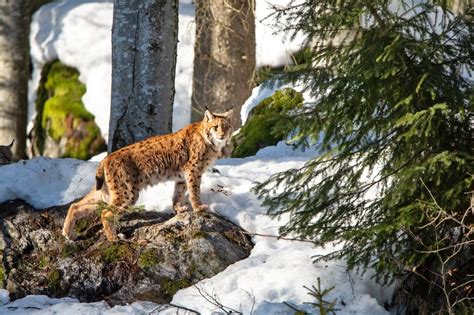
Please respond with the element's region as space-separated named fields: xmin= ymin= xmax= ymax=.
xmin=0 ymin=141 xmax=393 ymax=314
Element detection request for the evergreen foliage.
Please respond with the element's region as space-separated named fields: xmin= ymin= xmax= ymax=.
xmin=256 ymin=0 xmax=473 ymax=311
xmin=255 ymin=48 xmax=312 ymax=85
xmin=304 ymin=278 xmax=339 ymax=315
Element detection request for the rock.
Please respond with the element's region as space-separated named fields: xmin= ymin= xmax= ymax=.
xmin=0 ymin=199 xmax=253 ymax=305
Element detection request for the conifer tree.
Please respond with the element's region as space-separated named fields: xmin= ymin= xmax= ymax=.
xmin=256 ymin=1 xmax=473 ymax=311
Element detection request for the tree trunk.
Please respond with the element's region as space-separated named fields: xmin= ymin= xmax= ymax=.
xmin=450 ymin=0 xmax=470 ymax=15
xmin=191 ymin=0 xmax=256 ymax=129
xmin=109 ymin=0 xmax=179 ymax=152
xmin=0 ymin=0 xmax=31 ymax=159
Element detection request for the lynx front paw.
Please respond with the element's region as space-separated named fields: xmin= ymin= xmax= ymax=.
xmin=173 ymin=203 xmax=189 ymax=213
xmin=194 ymin=204 xmax=209 ymax=212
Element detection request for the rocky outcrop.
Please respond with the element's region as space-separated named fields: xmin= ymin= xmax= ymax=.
xmin=0 ymin=200 xmax=253 ymax=305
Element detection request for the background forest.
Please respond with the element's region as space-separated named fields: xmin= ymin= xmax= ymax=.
xmin=0 ymin=0 xmax=472 ymax=314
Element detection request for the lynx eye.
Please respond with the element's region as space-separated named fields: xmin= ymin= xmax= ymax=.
xmin=212 ymin=126 xmax=218 ymax=131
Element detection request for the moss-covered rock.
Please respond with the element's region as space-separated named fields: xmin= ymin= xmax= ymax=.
xmin=138 ymin=247 xmax=160 ymax=269
xmin=47 ymin=269 xmax=62 ymax=294
xmin=0 ymin=200 xmax=253 ymax=304
xmin=31 ymin=60 xmax=106 ymax=160
xmin=231 ymin=88 xmax=304 ymax=158
xmin=0 ymin=262 xmax=4 ymax=287
xmin=101 ymin=242 xmax=135 ymax=264
xmin=161 ymin=278 xmax=191 ymax=299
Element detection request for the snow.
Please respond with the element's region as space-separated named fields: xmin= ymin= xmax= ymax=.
xmin=255 ymin=0 xmax=306 ymax=67
xmin=0 ymin=157 xmax=96 ymax=208
xmin=0 ymin=290 xmax=9 ymax=305
xmin=0 ymin=142 xmax=393 ymax=314
xmin=29 ymin=0 xmax=305 ymax=135
xmin=0 ymin=295 xmax=158 ymax=315
xmin=172 ymin=2 xmax=195 ymax=131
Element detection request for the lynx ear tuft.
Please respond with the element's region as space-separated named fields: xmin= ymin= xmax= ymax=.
xmin=204 ymin=109 xmax=215 ymax=122
xmin=8 ymin=139 xmax=14 ymax=148
xmin=224 ymin=109 xmax=233 ymax=118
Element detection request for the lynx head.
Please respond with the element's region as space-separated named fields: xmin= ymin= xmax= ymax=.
xmin=201 ymin=109 xmax=233 ymax=149
xmin=0 ymin=139 xmax=14 ymax=166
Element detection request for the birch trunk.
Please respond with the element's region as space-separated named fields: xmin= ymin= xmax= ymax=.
xmin=109 ymin=0 xmax=179 ymax=152
xmin=191 ymin=0 xmax=256 ymax=129
xmin=0 ymin=0 xmax=31 ymax=159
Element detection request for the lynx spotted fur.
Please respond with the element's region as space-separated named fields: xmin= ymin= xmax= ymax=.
xmin=62 ymin=110 xmax=233 ymax=241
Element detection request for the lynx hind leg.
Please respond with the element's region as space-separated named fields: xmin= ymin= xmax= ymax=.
xmin=172 ymin=181 xmax=188 ymax=213
xmin=62 ymin=189 xmax=102 ymax=241
xmin=101 ymin=209 xmax=118 ymax=241
xmin=101 ymin=190 xmax=138 ymax=241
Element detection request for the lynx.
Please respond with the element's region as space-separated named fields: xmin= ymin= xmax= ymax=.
xmin=62 ymin=109 xmax=233 ymax=241
xmin=0 ymin=140 xmax=14 ymax=165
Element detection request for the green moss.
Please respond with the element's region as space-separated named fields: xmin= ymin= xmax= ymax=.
xmin=74 ymin=217 xmax=96 ymax=236
xmin=102 ymin=243 xmax=134 ymax=263
xmin=41 ymin=62 xmax=91 ymax=141
xmin=47 ymin=269 xmax=61 ymax=294
xmin=231 ymin=88 xmax=304 ymax=158
xmin=161 ymin=278 xmax=191 ymax=298
xmin=63 ymin=119 xmax=106 ymax=160
xmin=255 ymin=48 xmax=312 ymax=85
xmin=191 ymin=231 xmax=208 ymax=239
xmin=74 ymin=218 xmax=89 ymax=234
xmin=0 ymin=265 xmax=4 ymax=288
xmin=95 ymin=202 xmax=145 ymax=217
xmin=125 ymin=204 xmax=146 ymax=213
xmin=161 ymin=228 xmax=185 ymax=246
xmin=38 ymin=255 xmax=51 ymax=269
xmin=136 ymin=289 xmax=167 ymax=304
xmin=35 ymin=60 xmax=105 ymax=160
xmin=60 ymin=243 xmax=77 ymax=258
xmin=186 ymin=260 xmax=198 ymax=276
xmin=138 ymin=248 xmax=160 ymax=269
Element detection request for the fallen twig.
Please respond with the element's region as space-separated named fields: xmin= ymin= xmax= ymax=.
xmin=242 ymin=231 xmax=317 ymax=244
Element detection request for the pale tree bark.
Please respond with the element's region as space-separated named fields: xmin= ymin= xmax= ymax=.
xmin=191 ymin=0 xmax=256 ymax=129
xmin=109 ymin=0 xmax=179 ymax=152
xmin=449 ymin=0 xmax=471 ymax=15
xmin=0 ymin=0 xmax=31 ymax=159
